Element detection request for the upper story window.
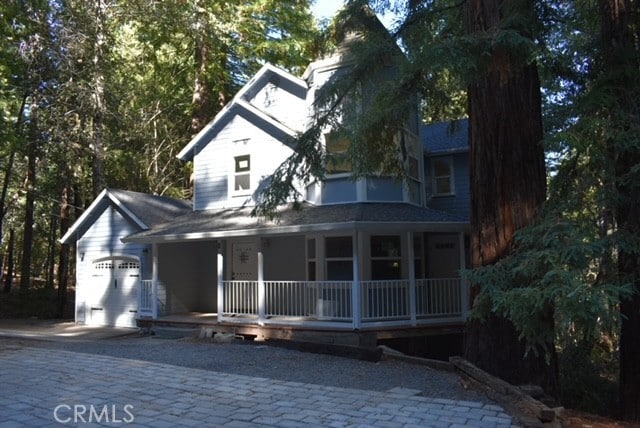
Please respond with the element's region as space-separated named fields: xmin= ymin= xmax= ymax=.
xmin=234 ymin=154 xmax=251 ymax=194
xmin=325 ymin=132 xmax=352 ymax=174
xmin=431 ymin=156 xmax=454 ymax=196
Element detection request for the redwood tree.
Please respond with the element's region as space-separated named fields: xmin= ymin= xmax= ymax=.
xmin=462 ymin=0 xmax=557 ymax=393
xmin=598 ymin=0 xmax=640 ymax=421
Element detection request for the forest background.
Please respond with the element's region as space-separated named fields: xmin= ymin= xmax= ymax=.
xmin=1 ymin=0 xmax=638 ymax=422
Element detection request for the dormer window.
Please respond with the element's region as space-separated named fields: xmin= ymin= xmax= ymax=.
xmin=234 ymin=154 xmax=251 ymax=193
xmin=431 ymin=157 xmax=454 ymax=196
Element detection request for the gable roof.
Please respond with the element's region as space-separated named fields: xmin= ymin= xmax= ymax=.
xmin=60 ymin=189 xmax=192 ymax=244
xmin=122 ymin=202 xmax=468 ymax=244
xmin=177 ymin=63 xmax=308 ymax=161
xmin=422 ymin=119 xmax=469 ymax=155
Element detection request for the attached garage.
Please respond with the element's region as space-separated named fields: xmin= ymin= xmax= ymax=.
xmin=61 ymin=189 xmax=191 ymax=328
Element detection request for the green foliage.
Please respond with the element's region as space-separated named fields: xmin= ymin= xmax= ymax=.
xmin=0 ymin=0 xmax=321 ymax=290
xmin=465 ymin=214 xmax=632 ymax=355
xmin=559 ymin=339 xmax=619 ymax=416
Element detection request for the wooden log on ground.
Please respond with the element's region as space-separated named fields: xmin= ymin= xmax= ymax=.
xmin=449 ymin=356 xmax=557 ymax=426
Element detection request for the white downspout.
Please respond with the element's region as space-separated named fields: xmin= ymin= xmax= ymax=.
xmin=407 ymin=232 xmax=417 ymax=326
xmin=152 ymin=243 xmax=158 ymax=320
xmin=258 ymin=245 xmax=266 ymax=326
xmin=352 ymin=232 xmax=361 ymax=329
xmin=217 ymin=242 xmax=224 ymax=321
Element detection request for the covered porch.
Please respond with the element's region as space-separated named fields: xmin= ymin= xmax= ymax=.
xmin=127 ymin=203 xmax=470 ymax=333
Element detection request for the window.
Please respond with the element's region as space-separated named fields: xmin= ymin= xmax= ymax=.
xmin=325 ymin=236 xmax=353 ymax=280
xmin=325 ymin=132 xmax=351 ymax=174
xmin=431 ymin=157 xmax=454 ymax=196
xmin=371 ymin=236 xmax=401 ymax=280
xmin=234 ymin=154 xmax=251 ymax=193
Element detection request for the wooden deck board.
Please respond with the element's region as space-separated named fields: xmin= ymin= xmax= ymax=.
xmin=138 ymin=312 xmax=465 ymax=347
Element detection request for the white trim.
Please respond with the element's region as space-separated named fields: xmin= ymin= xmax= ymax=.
xmin=123 ymin=221 xmax=470 ymax=244
xmin=60 ymin=189 xmax=108 ymax=244
xmin=60 ymin=189 xmax=148 ymax=244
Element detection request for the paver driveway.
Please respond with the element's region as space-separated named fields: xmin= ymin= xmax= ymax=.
xmin=0 ymin=344 xmax=514 ymax=427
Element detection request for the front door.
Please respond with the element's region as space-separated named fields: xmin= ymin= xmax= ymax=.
xmin=231 ymin=242 xmax=258 ymax=280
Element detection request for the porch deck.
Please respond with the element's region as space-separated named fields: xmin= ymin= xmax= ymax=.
xmin=138 ymin=277 xmax=468 ymax=346
xmin=141 ymin=311 xmax=466 ymax=348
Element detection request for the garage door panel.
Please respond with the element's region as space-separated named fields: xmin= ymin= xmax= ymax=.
xmin=86 ymin=257 xmax=140 ymax=328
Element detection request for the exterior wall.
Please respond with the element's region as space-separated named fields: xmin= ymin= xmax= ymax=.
xmin=263 ymin=235 xmax=306 ymax=280
xmin=75 ymin=206 xmax=147 ymax=325
xmin=425 ymin=152 xmax=470 ymax=219
xmin=193 ymin=115 xmax=295 ymax=211
xmin=321 ymin=178 xmax=358 ymax=204
xmin=249 ymin=83 xmax=307 ymax=132
xmin=157 ymin=241 xmax=218 ymax=314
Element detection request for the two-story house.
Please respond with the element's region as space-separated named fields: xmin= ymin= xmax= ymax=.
xmin=61 ymin=35 xmax=471 ymax=346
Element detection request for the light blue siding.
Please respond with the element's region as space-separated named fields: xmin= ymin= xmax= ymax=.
xmin=194 ymin=115 xmax=295 ymax=210
xmin=249 ymin=83 xmax=307 ymax=132
xmin=76 ymin=206 xmax=147 ymax=269
xmin=322 ymin=178 xmax=357 ymax=204
xmin=425 ymin=152 xmax=470 ymax=219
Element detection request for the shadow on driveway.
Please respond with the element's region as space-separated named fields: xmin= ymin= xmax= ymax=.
xmin=0 ymin=318 xmax=137 ymax=341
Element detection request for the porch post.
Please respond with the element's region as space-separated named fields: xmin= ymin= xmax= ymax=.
xmin=458 ymin=232 xmax=469 ymax=317
xmin=217 ymin=243 xmax=224 ymax=321
xmin=352 ymin=232 xmax=361 ymax=329
xmin=151 ymin=243 xmax=158 ymax=320
xmin=407 ymin=232 xmax=417 ymax=326
xmin=258 ymin=248 xmax=266 ymax=325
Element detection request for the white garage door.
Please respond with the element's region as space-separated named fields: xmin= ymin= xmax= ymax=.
xmin=86 ymin=257 xmax=140 ymax=328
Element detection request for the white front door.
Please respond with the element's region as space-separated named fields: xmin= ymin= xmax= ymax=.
xmin=231 ymin=242 xmax=258 ymax=281
xmin=87 ymin=257 xmax=140 ymax=327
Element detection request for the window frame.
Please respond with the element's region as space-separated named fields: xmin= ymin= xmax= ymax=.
xmin=370 ymin=235 xmax=402 ymax=280
xmin=324 ymin=132 xmax=352 ymax=176
xmin=430 ymin=156 xmax=455 ymax=197
xmin=232 ymin=154 xmax=251 ymax=195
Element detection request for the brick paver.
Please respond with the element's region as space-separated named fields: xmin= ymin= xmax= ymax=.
xmin=0 ymin=346 xmax=514 ymax=427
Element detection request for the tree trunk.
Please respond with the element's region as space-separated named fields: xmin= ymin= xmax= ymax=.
xmin=20 ymin=138 xmax=37 ymax=290
xmin=91 ymin=0 xmax=107 ymax=197
xmin=45 ymin=212 xmax=58 ymax=289
xmin=57 ymin=186 xmax=72 ymax=318
xmin=190 ymin=0 xmax=228 ymax=136
xmin=3 ymin=229 xmax=15 ymax=293
xmin=0 ymin=93 xmax=27 ymax=243
xmin=463 ymin=0 xmax=557 ymax=395
xmin=599 ymin=0 xmax=640 ymax=421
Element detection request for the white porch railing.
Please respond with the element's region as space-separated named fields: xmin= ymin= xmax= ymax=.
xmin=218 ymin=278 xmax=466 ymax=328
xmin=138 ymin=279 xmax=166 ymax=318
xmin=139 ymin=280 xmax=153 ymax=317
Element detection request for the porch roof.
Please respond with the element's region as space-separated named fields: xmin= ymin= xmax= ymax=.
xmin=122 ymin=202 xmax=468 ymax=244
